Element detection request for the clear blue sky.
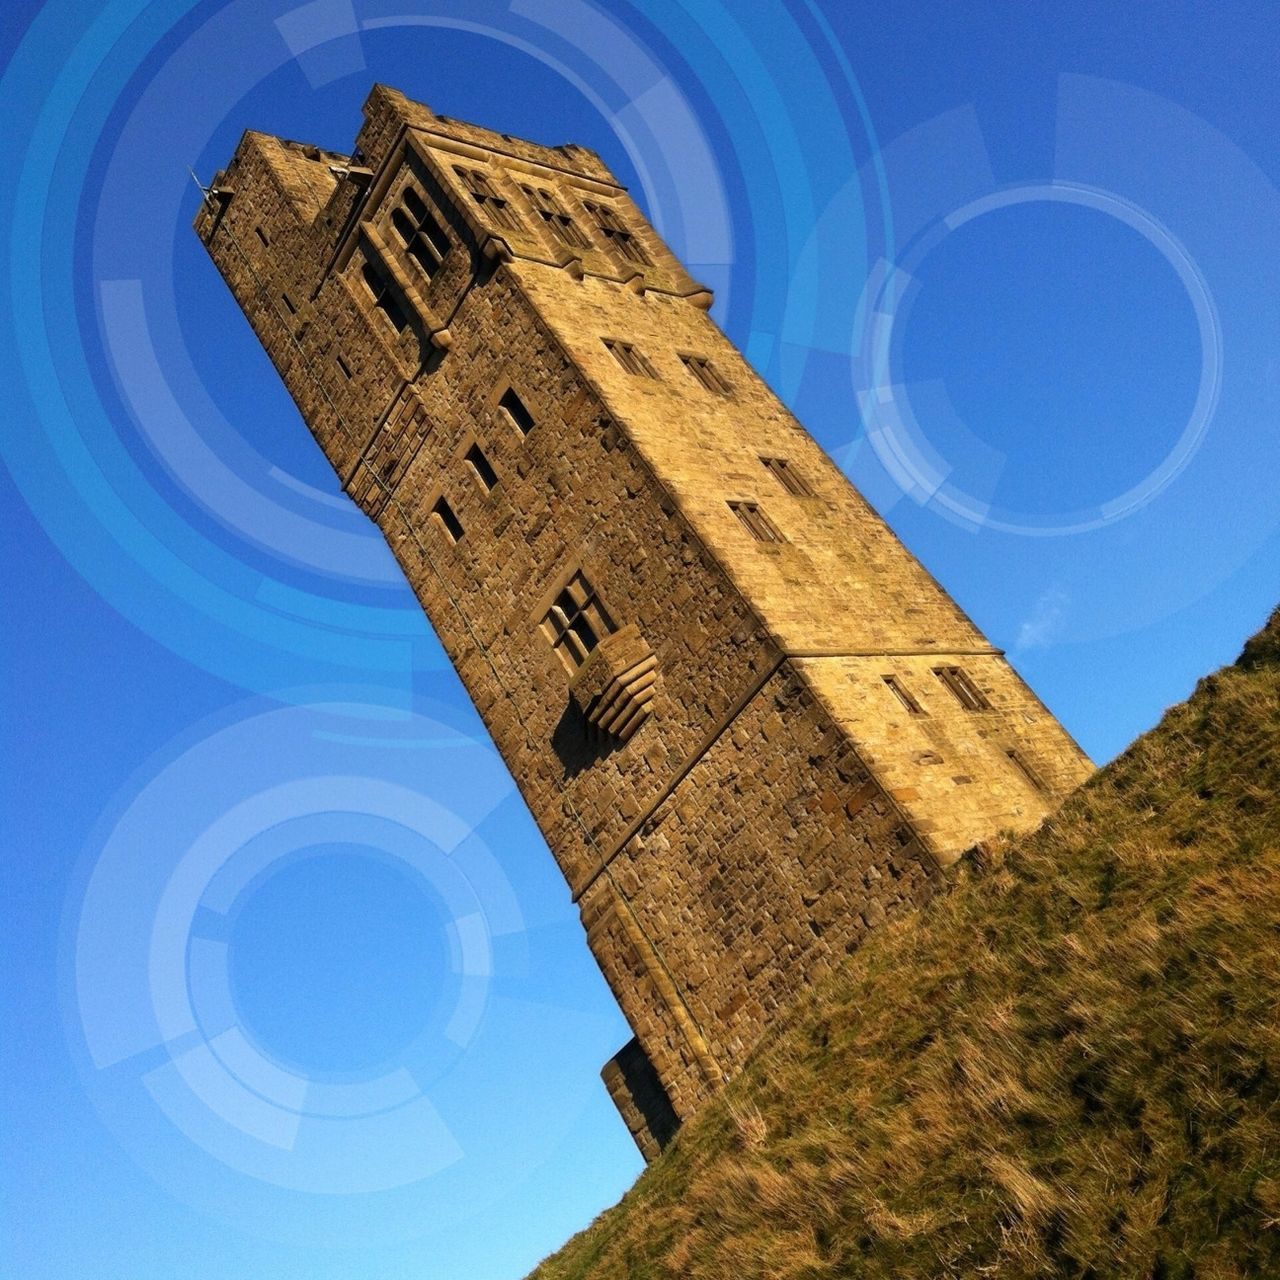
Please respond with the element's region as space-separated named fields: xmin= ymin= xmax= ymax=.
xmin=3 ymin=2 xmax=1278 ymax=1277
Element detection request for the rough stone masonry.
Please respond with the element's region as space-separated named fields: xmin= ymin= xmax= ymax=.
xmin=196 ymin=85 xmax=1093 ymax=1161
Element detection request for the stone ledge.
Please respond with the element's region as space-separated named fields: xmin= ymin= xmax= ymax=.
xmin=569 ymin=624 xmax=658 ymax=742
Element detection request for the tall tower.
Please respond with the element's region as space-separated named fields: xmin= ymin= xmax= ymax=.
xmin=197 ymin=86 xmax=1092 ymax=1160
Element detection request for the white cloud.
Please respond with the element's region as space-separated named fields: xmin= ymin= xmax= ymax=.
xmin=1014 ymin=588 xmax=1069 ymax=652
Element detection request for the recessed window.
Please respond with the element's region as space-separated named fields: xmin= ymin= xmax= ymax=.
xmin=582 ymin=200 xmax=650 ymax=266
xmin=1006 ymin=748 xmax=1046 ymax=792
xmin=431 ymin=495 xmax=464 ymax=543
xmin=727 ymin=500 xmax=783 ymax=543
xmin=603 ymin=338 xmax=657 ymax=378
xmin=453 ymin=166 xmax=522 ymax=231
xmin=541 ymin=570 xmax=615 ymax=670
xmin=393 ymin=186 xmax=452 ymax=279
xmin=498 ymin=386 xmax=535 ymax=436
xmin=760 ymin=456 xmax=813 ymax=497
xmin=680 ymin=353 xmax=729 ymax=394
xmin=281 ymin=293 xmax=297 ymax=315
xmin=361 ymin=258 xmax=410 ymax=333
xmin=465 ymin=442 xmax=498 ymax=492
xmin=883 ymin=675 xmax=924 ymax=715
xmin=933 ymin=666 xmax=991 ymax=711
xmin=520 ymin=184 xmax=589 ymax=249
xmin=254 ymin=225 xmax=269 ymax=247
xmin=335 ymin=354 xmax=352 ymax=379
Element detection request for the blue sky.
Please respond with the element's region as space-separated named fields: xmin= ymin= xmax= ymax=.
xmin=3 ymin=2 xmax=1278 ymax=1277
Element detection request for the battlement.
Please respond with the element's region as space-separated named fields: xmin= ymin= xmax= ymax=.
xmin=196 ymin=88 xmax=1092 ymax=1159
xmin=354 ymin=82 xmax=616 ymax=186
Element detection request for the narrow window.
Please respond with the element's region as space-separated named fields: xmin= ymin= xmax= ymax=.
xmin=1006 ymin=748 xmax=1047 ymax=792
xmin=335 ymin=354 xmax=352 ymax=379
xmin=431 ymin=495 xmax=464 ymax=543
xmin=883 ymin=675 xmax=924 ymax=715
xmin=582 ymin=200 xmax=651 ymax=265
xmin=520 ymin=184 xmax=589 ymax=248
xmin=680 ymin=353 xmax=729 ymax=394
xmin=465 ymin=442 xmax=498 ymax=492
xmin=498 ymin=386 xmax=535 ymax=436
xmin=402 ymin=188 xmax=430 ymax=222
xmin=933 ymin=666 xmax=991 ymax=711
xmin=727 ymin=500 xmax=783 ymax=543
xmin=394 ymin=186 xmax=451 ymax=279
xmin=603 ymin=338 xmax=657 ymax=378
xmin=361 ymin=258 xmax=409 ymax=333
xmin=254 ymin=225 xmax=269 ymax=247
xmin=453 ymin=166 xmax=522 ymax=231
xmin=760 ymin=456 xmax=814 ymax=497
xmin=391 ymin=207 xmax=416 ymax=246
xmin=281 ymin=293 xmax=297 ymax=315
xmin=540 ymin=570 xmax=615 ymax=670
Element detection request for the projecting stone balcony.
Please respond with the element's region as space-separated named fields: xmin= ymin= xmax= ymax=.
xmin=568 ymin=625 xmax=658 ymax=743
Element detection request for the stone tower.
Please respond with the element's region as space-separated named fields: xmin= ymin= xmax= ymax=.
xmin=196 ymin=85 xmax=1092 ymax=1160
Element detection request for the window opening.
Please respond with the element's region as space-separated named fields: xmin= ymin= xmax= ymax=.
xmin=498 ymin=386 xmax=535 ymax=435
xmin=453 ymin=166 xmax=522 ymax=231
xmin=727 ymin=500 xmax=784 ymax=543
xmin=1006 ymin=748 xmax=1047 ymax=792
xmin=582 ymin=200 xmax=651 ymax=265
xmin=361 ymin=258 xmax=410 ymax=333
xmin=431 ymin=495 xmax=464 ymax=543
xmin=883 ymin=675 xmax=924 ymax=715
xmin=680 ymin=353 xmax=729 ymax=394
xmin=603 ymin=338 xmax=657 ymax=378
xmin=393 ymin=186 xmax=452 ymax=278
xmin=540 ymin=571 xmax=615 ymax=670
xmin=465 ymin=442 xmax=498 ymax=492
xmin=520 ymin=184 xmax=589 ymax=248
xmin=760 ymin=456 xmax=813 ymax=496
xmin=933 ymin=666 xmax=991 ymax=711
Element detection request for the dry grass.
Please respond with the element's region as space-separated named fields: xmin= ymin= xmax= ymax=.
xmin=530 ymin=607 xmax=1280 ymax=1280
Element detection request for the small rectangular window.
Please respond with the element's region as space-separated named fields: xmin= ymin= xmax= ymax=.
xmin=679 ymin=353 xmax=729 ymax=394
xmin=760 ymin=456 xmax=813 ymax=497
xmin=1006 ymin=748 xmax=1046 ymax=792
xmin=498 ymin=386 xmax=535 ymax=435
xmin=603 ymin=338 xmax=657 ymax=378
xmin=281 ymin=293 xmax=297 ymax=315
xmin=933 ymin=666 xmax=991 ymax=711
xmin=883 ymin=675 xmax=924 ymax=715
xmin=582 ymin=200 xmax=651 ymax=266
xmin=727 ymin=500 xmax=783 ymax=543
xmin=520 ymin=184 xmax=590 ymax=249
xmin=540 ymin=570 xmax=615 ymax=671
xmin=431 ymin=495 xmax=464 ymax=543
xmin=465 ymin=443 xmax=498 ymax=492
xmin=453 ymin=166 xmax=522 ymax=231
xmin=335 ymin=354 xmax=352 ymax=379
xmin=361 ymin=258 xmax=410 ymax=333
xmin=394 ymin=186 xmax=452 ymax=279
xmin=254 ymin=226 xmax=269 ymax=247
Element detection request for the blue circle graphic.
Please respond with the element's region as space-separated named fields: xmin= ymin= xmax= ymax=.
xmin=223 ymin=846 xmax=450 ymax=1075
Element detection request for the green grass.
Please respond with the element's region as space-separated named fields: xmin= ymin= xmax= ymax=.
xmin=531 ymin=607 xmax=1280 ymax=1279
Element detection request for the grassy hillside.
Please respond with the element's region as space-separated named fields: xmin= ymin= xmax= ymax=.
xmin=532 ymin=609 xmax=1280 ymax=1279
